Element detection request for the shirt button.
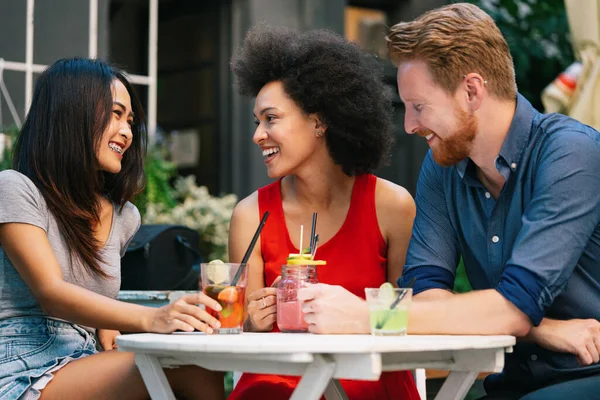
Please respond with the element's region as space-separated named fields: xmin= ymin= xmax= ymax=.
xmin=510 ymin=162 xmax=517 ymax=170
xmin=531 ymin=354 xmax=538 ymax=361
xmin=485 ymin=192 xmax=491 ymax=199
xmin=492 ymin=235 xmax=500 ymax=243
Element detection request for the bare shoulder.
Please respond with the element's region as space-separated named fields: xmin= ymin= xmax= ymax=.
xmin=231 ymin=191 xmax=259 ymax=223
xmin=229 ymin=191 xmax=264 ymax=264
xmin=374 ymin=177 xmax=416 ymax=218
xmin=374 ymin=177 xmax=415 ymax=244
xmin=230 ymin=191 xmax=261 ymax=234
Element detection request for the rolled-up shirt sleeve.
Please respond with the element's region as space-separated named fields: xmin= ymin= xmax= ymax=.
xmin=496 ymin=130 xmax=600 ymax=325
xmin=398 ymin=152 xmax=460 ymax=295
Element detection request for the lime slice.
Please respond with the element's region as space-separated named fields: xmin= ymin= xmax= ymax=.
xmin=379 ymin=282 xmax=395 ymax=304
xmin=205 ymin=260 xmax=228 ymax=284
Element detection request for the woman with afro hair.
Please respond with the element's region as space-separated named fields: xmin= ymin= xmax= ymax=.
xmin=227 ymin=25 xmax=420 ymax=400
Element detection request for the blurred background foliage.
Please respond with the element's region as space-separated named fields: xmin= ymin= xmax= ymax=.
xmin=135 ymin=145 xmax=178 ymax=218
xmin=468 ymin=0 xmax=574 ymax=110
xmin=0 ymin=125 xmax=18 ymax=171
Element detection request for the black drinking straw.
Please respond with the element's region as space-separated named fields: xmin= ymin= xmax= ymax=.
xmin=231 ymin=211 xmax=270 ymax=285
xmin=309 ymin=212 xmax=318 ymax=254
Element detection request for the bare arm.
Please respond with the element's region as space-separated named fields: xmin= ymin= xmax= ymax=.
xmin=416 ymin=283 xmax=600 ymax=364
xmin=228 ymin=192 xmax=265 ymax=298
xmin=414 ymin=288 xmax=453 ymax=300
xmin=417 ymin=289 xmax=583 ymax=343
xmin=375 ymin=178 xmax=416 ymax=286
xmin=300 ymin=283 xmax=530 ymax=336
xmin=0 ymin=223 xmax=221 ymax=333
xmin=416 ymin=282 xmax=599 ymax=357
xmin=228 ymin=193 xmax=277 ymax=332
xmin=410 ymin=289 xmax=532 ymax=336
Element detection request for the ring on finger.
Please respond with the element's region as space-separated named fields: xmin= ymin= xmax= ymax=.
xmin=261 ymin=297 xmax=267 ymax=309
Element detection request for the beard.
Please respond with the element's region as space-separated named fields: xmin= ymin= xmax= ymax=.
xmin=419 ymin=105 xmax=478 ymax=167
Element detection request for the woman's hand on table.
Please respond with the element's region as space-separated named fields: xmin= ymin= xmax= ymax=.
xmin=245 ymin=279 xmax=280 ymax=332
xmin=147 ymin=293 xmax=222 ymax=334
xmin=298 ymin=283 xmax=370 ymax=334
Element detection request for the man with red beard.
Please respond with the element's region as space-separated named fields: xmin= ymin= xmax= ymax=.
xmin=298 ymin=3 xmax=600 ymax=399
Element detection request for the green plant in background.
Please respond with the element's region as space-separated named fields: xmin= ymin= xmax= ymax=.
xmin=142 ymin=175 xmax=238 ymax=262
xmin=0 ymin=125 xmax=19 ymax=170
xmin=134 ymin=145 xmax=178 ymax=217
xmin=468 ymin=0 xmax=574 ymax=110
xmin=454 ymin=259 xmax=473 ymax=294
xmin=134 ymin=141 xmax=237 ymax=262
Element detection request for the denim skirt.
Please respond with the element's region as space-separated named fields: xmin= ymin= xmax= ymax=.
xmin=0 ymin=316 xmax=97 ymax=400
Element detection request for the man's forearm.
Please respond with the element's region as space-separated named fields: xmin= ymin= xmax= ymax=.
xmin=521 ymin=318 xmax=550 ymax=342
xmin=408 ymin=289 xmax=532 ymax=336
xmin=414 ymin=288 xmax=454 ymax=301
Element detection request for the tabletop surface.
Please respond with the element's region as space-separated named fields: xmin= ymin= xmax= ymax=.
xmin=117 ymin=333 xmax=515 ymax=354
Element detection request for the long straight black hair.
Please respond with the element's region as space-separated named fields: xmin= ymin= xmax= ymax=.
xmin=13 ymin=58 xmax=147 ymax=277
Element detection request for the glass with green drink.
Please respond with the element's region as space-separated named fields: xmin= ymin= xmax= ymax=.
xmin=365 ymin=283 xmax=412 ymax=336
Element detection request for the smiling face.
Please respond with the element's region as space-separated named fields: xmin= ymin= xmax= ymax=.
xmin=96 ymin=79 xmax=134 ymax=173
xmin=397 ymin=60 xmax=477 ymax=167
xmin=253 ymin=81 xmax=323 ymax=178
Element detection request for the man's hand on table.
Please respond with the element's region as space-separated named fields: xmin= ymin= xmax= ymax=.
xmin=528 ymin=318 xmax=600 ymax=365
xmin=298 ymin=284 xmax=370 ymax=334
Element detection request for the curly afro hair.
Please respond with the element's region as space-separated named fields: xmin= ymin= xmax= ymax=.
xmin=231 ymin=24 xmax=394 ymax=176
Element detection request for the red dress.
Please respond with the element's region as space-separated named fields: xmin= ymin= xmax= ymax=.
xmin=228 ymin=174 xmax=420 ymax=400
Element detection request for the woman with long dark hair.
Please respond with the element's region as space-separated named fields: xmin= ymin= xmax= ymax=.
xmin=0 ymin=58 xmax=224 ymax=399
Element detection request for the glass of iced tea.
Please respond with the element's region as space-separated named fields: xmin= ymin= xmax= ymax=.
xmin=200 ymin=261 xmax=248 ymax=334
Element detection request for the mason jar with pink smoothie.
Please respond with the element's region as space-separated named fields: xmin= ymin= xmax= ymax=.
xmin=276 ymin=256 xmax=325 ymax=332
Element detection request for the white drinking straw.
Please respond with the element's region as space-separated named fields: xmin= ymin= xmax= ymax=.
xmin=299 ymin=225 xmax=304 ymax=254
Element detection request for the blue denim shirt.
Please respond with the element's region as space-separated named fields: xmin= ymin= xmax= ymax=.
xmin=399 ymin=94 xmax=600 ymax=392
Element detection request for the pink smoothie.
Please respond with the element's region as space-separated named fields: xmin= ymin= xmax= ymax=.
xmin=277 ymin=301 xmax=308 ymax=332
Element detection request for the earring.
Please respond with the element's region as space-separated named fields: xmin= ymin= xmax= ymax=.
xmin=316 ymin=130 xmax=323 ymax=137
